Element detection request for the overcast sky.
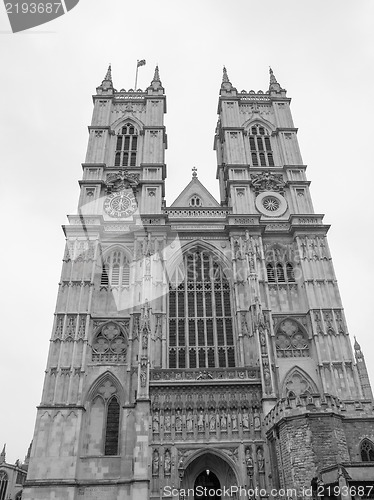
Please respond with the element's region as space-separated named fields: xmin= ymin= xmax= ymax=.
xmin=0 ymin=0 xmax=373 ymax=463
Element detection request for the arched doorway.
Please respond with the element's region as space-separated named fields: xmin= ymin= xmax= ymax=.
xmin=194 ymin=470 xmax=221 ymax=499
xmin=181 ymin=451 xmax=238 ymax=500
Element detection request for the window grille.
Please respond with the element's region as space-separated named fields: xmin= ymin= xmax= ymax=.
xmin=168 ymin=250 xmax=235 ymax=368
xmin=249 ymin=124 xmax=274 ymax=166
xmin=114 ymin=123 xmax=138 ymax=167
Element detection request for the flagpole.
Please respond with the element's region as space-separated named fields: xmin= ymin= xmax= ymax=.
xmin=135 ymin=60 xmax=139 ymax=90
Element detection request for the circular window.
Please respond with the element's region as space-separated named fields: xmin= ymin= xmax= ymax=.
xmin=255 ymin=191 xmax=287 ymax=217
xmin=262 ymin=196 xmax=280 ymax=212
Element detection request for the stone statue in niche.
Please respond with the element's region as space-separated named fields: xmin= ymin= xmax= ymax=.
xmin=231 ymin=410 xmax=238 ymax=430
xmin=164 ymin=412 xmax=171 ymax=433
xmin=220 ymin=410 xmax=227 ymax=430
xmin=152 ymin=411 xmax=159 ymax=433
xmin=186 ymin=410 xmax=194 ymax=432
xmin=257 ymin=447 xmax=264 ymax=471
xmin=245 ymin=448 xmax=253 ymax=475
xmin=209 ymin=410 xmax=216 ymax=431
xmin=175 ymin=410 xmax=182 ymax=432
xmin=197 ymin=410 xmax=205 ymax=431
xmin=253 ymin=410 xmax=261 ymax=430
xmin=164 ymin=450 xmax=171 ymax=474
xmin=242 ymin=411 xmax=249 ymax=430
xmin=152 ymin=449 xmax=159 ymax=475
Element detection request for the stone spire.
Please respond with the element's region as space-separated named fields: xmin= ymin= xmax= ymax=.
xmin=148 ymin=65 xmax=164 ymax=92
xmin=97 ymin=63 xmax=113 ymax=93
xmin=222 ymin=66 xmax=230 ymax=84
xmin=269 ymin=66 xmax=285 ymax=94
xmin=104 ymin=64 xmax=112 ymax=83
xmin=354 ymin=336 xmax=373 ymax=400
xmin=0 ymin=444 xmax=5 ymax=464
xmin=221 ymin=66 xmax=235 ymax=93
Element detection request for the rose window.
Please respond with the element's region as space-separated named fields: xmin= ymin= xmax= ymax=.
xmin=262 ymin=196 xmax=280 ymax=212
xmin=92 ymin=322 xmax=127 ymax=362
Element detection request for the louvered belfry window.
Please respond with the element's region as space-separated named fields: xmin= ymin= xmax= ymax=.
xmin=114 ymin=123 xmax=138 ymax=167
xmin=168 ymin=250 xmax=235 ymax=369
xmin=249 ymin=124 xmax=274 ymax=167
xmin=100 ymin=251 xmax=130 ymax=288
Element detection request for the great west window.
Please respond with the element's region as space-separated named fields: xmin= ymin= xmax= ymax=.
xmin=168 ymin=250 xmax=235 ymax=369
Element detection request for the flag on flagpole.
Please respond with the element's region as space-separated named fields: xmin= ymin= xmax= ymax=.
xmin=137 ymin=59 xmax=146 ymax=67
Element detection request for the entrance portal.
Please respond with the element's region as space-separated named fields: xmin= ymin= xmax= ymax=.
xmin=194 ymin=470 xmax=221 ymax=499
xmin=180 ymin=451 xmax=237 ymax=500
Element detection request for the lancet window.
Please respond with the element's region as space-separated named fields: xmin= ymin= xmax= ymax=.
xmin=0 ymin=471 xmax=8 ymax=500
xmin=248 ymin=124 xmax=274 ymax=167
xmin=86 ymin=378 xmax=121 ymax=457
xmin=114 ymin=123 xmax=138 ymax=167
xmin=266 ymin=262 xmax=295 ymax=283
xmin=361 ymin=439 xmax=374 ymax=462
xmin=168 ymin=249 xmax=235 ymax=369
xmin=100 ymin=250 xmax=130 ymax=288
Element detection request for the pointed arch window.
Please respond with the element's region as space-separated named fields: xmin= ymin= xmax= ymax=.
xmin=249 ymin=124 xmax=274 ymax=167
xmin=105 ymin=396 xmax=120 ymax=455
xmin=0 ymin=471 xmax=8 ymax=500
xmin=361 ymin=439 xmax=374 ymax=462
xmin=168 ymin=250 xmax=235 ymax=369
xmin=101 ymin=250 xmax=130 ymax=288
xmin=114 ymin=123 xmax=138 ymax=167
xmin=86 ymin=380 xmax=121 ymax=456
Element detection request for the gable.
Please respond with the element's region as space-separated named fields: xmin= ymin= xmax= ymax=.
xmin=170 ymin=177 xmax=220 ymax=208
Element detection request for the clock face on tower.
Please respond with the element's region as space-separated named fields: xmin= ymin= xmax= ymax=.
xmin=104 ymin=190 xmax=137 ymax=218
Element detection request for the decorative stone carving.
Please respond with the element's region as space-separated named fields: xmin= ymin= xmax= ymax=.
xmin=250 ymin=172 xmax=286 ymax=195
xmin=275 ymin=319 xmax=309 ymax=357
xmin=92 ymin=322 xmax=128 ymax=363
xmin=105 ymin=170 xmax=140 ymax=193
xmin=152 ymin=449 xmax=159 ymax=476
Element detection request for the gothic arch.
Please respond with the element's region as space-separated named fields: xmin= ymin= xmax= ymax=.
xmin=243 ymin=116 xmax=276 ymax=133
xmin=281 ymin=366 xmax=319 ymax=398
xmin=83 ymin=370 xmax=125 ymax=406
xmin=360 ymin=438 xmax=374 ymax=462
xmin=180 ymin=449 xmax=240 ymax=493
xmin=101 ymin=244 xmax=132 ymax=262
xmin=110 ymin=114 xmax=144 ymax=134
xmin=167 ymin=239 xmax=232 ymax=281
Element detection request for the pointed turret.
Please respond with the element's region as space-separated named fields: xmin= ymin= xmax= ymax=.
xmin=104 ymin=64 xmax=112 ymax=83
xmin=96 ymin=63 xmax=114 ymax=94
xmin=148 ymin=65 xmax=164 ymax=93
xmin=0 ymin=443 xmax=6 ymax=464
xmin=269 ymin=66 xmax=286 ymax=94
xmin=354 ymin=336 xmax=373 ymax=400
xmin=220 ymin=66 xmax=236 ymax=93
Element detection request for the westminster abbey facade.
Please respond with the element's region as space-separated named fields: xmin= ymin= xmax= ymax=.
xmin=22 ymin=66 xmax=374 ymax=500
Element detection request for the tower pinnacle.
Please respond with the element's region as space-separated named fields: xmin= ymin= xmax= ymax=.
xmin=269 ymin=66 xmax=285 ymax=93
xmin=192 ymin=166 xmax=197 ymax=178
xmin=104 ymin=64 xmax=112 ymax=82
xmin=221 ymin=66 xmax=235 ymax=92
xmin=148 ymin=65 xmax=163 ymax=91
xmin=0 ymin=443 xmax=6 ymax=464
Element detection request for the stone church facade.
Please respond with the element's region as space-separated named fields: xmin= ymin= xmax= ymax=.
xmin=23 ymin=66 xmax=374 ymax=500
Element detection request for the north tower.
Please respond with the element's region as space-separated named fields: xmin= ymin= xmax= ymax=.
xmin=23 ymin=66 xmax=374 ymax=500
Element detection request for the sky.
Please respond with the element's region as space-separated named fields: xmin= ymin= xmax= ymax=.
xmin=0 ymin=0 xmax=373 ymax=463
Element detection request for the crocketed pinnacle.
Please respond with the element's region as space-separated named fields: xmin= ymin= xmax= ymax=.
xmin=104 ymin=64 xmax=112 ymax=82
xmin=0 ymin=444 xmax=5 ymax=464
xmin=269 ymin=66 xmax=278 ymax=84
xmin=153 ymin=65 xmax=161 ymax=83
xmin=222 ymin=66 xmax=230 ymax=83
xmin=354 ymin=336 xmax=361 ymax=351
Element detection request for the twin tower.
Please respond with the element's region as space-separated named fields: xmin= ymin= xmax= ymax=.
xmin=23 ymin=66 xmax=374 ymax=500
